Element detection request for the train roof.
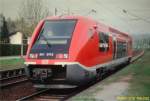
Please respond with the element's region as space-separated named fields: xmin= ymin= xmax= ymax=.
xmin=109 ymin=27 xmax=132 ymax=39
xmin=44 ymin=16 xmax=132 ymax=39
xmin=45 ymin=16 xmax=94 ymax=21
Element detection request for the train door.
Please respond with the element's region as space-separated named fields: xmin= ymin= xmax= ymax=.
xmin=98 ymin=32 xmax=109 ymax=52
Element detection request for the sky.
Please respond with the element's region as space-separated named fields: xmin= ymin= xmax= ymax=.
xmin=0 ymin=0 xmax=150 ymax=35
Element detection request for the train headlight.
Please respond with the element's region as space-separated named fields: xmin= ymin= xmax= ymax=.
xmin=56 ymin=53 xmax=68 ymax=59
xmin=64 ymin=54 xmax=68 ymax=58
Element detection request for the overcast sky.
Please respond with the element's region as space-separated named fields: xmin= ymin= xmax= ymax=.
xmin=0 ymin=0 xmax=150 ymax=35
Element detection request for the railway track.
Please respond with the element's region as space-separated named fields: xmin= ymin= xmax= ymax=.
xmin=16 ymin=89 xmax=73 ymax=101
xmin=0 ymin=68 xmax=28 ymax=88
xmin=0 ymin=77 xmax=28 ymax=88
xmin=131 ymin=50 xmax=144 ymax=62
xmin=0 ymin=68 xmax=25 ymax=80
xmin=16 ymin=83 xmax=96 ymax=101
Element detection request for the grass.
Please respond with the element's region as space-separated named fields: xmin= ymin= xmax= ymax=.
xmin=0 ymin=58 xmax=24 ymax=71
xmin=100 ymin=50 xmax=150 ymax=96
xmin=71 ymin=50 xmax=150 ymax=101
xmin=125 ymin=51 xmax=150 ymax=96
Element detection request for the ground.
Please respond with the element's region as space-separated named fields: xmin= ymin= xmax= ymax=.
xmin=70 ymin=50 xmax=150 ymax=101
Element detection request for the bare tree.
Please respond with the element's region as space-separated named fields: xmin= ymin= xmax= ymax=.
xmin=18 ymin=0 xmax=50 ymax=36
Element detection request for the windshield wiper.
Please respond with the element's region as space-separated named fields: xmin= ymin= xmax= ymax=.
xmin=40 ymin=29 xmax=52 ymax=49
xmin=43 ymin=35 xmax=52 ymax=48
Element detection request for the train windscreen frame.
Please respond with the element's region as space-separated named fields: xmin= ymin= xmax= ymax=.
xmin=29 ymin=19 xmax=77 ymax=59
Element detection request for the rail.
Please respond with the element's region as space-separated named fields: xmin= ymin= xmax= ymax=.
xmin=0 ymin=68 xmax=25 ymax=81
xmin=131 ymin=50 xmax=144 ymax=62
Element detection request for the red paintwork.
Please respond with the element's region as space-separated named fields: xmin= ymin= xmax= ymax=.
xmin=25 ymin=16 xmax=132 ymax=68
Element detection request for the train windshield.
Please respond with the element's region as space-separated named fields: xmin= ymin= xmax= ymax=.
xmin=29 ymin=19 xmax=77 ymax=59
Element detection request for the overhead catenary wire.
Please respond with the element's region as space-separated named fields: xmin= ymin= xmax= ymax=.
xmin=122 ymin=9 xmax=150 ymax=25
xmin=94 ymin=0 xmax=132 ymax=33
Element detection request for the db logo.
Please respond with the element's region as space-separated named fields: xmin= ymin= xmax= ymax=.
xmin=41 ymin=60 xmax=49 ymax=64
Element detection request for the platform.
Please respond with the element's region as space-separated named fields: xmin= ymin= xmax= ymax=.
xmin=69 ymin=50 xmax=149 ymax=101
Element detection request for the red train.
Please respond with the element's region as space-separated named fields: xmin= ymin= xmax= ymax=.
xmin=25 ymin=16 xmax=132 ymax=88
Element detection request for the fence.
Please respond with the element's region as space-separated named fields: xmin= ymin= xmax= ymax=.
xmin=0 ymin=43 xmax=28 ymax=56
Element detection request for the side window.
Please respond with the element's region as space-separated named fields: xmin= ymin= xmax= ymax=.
xmin=116 ymin=41 xmax=127 ymax=58
xmin=98 ymin=32 xmax=109 ymax=52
